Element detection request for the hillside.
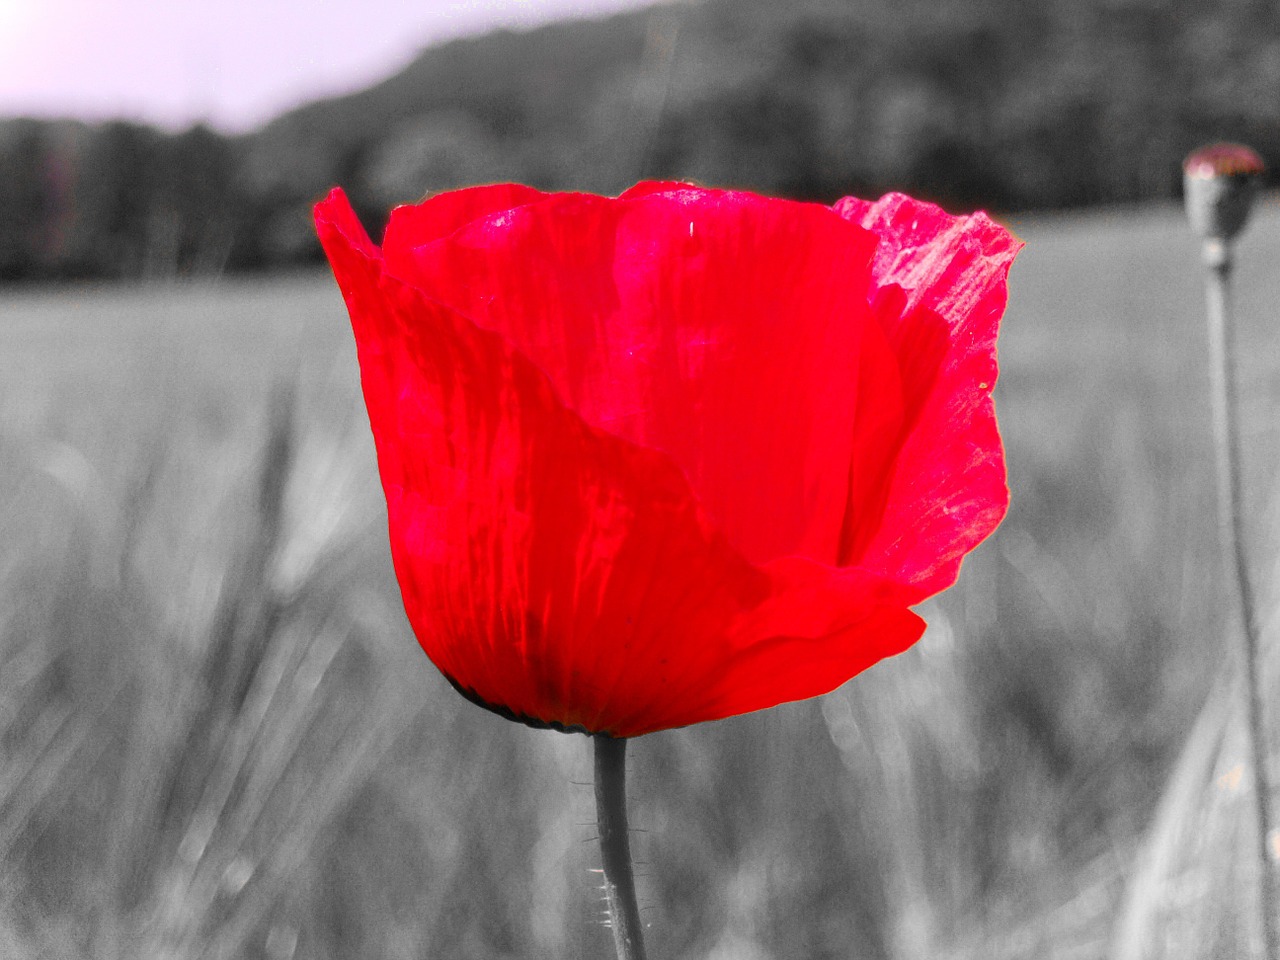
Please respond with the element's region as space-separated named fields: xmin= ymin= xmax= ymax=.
xmin=3 ymin=0 xmax=1279 ymax=279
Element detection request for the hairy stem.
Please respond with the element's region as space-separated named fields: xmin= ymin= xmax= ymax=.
xmin=1203 ymin=240 xmax=1278 ymax=960
xmin=594 ymin=734 xmax=647 ymax=960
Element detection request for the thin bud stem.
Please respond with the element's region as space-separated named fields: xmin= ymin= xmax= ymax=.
xmin=1201 ymin=238 xmax=1279 ymax=960
xmin=593 ymin=735 xmax=648 ymax=960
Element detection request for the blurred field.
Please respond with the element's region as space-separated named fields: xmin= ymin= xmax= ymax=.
xmin=3 ymin=197 xmax=1280 ymax=959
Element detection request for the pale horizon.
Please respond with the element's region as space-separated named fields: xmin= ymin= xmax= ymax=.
xmin=0 ymin=0 xmax=658 ymax=133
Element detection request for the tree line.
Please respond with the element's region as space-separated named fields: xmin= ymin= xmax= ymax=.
xmin=3 ymin=0 xmax=1278 ymax=281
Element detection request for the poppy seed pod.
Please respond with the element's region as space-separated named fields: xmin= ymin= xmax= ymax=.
xmin=1184 ymin=143 xmax=1265 ymax=246
xmin=316 ymin=183 xmax=1021 ymax=737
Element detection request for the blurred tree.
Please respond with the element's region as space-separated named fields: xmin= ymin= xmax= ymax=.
xmin=56 ymin=121 xmax=163 ymax=277
xmin=360 ymin=111 xmax=513 ymax=207
xmin=0 ymin=120 xmax=54 ymax=280
xmin=156 ymin=124 xmax=239 ymax=276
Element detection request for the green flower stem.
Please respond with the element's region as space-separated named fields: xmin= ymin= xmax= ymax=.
xmin=593 ymin=734 xmax=648 ymax=960
xmin=1201 ymin=238 xmax=1279 ymax=960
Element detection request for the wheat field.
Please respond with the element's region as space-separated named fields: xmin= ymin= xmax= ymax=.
xmin=2 ymin=198 xmax=1280 ymax=959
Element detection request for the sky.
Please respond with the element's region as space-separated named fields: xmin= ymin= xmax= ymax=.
xmin=0 ymin=0 xmax=656 ymax=132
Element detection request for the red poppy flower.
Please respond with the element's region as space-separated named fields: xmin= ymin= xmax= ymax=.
xmin=315 ymin=182 xmax=1020 ymax=738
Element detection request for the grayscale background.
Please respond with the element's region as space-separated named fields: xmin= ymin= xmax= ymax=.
xmin=1 ymin=1 xmax=1279 ymax=957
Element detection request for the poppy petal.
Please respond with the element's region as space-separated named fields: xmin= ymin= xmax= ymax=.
xmin=316 ymin=188 xmax=934 ymax=736
xmin=383 ymin=187 xmax=889 ymax=567
xmin=834 ymin=193 xmax=1020 ymax=599
xmin=382 ymin=182 xmax=551 ymax=252
xmin=616 ymin=180 xmax=698 ymax=199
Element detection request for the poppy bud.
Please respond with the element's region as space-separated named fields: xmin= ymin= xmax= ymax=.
xmin=1184 ymin=143 xmax=1265 ymax=246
